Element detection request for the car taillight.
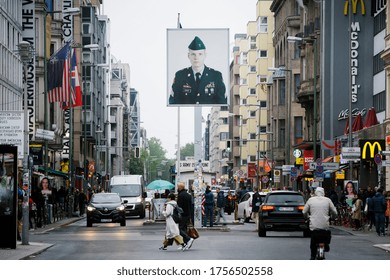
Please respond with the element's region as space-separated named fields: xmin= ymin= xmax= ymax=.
xmin=297 ymin=205 xmax=305 ymax=211
xmin=261 ymin=205 xmax=275 ymax=211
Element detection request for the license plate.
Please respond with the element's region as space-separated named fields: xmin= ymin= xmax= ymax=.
xmin=101 ymin=219 xmax=111 ymax=222
xmin=279 ymin=207 xmax=294 ymax=211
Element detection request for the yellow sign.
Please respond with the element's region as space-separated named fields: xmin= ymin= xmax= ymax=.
xmin=296 ymin=157 xmax=304 ymax=165
xmin=344 ymin=0 xmax=366 ymax=16
xmin=361 ymin=141 xmax=382 ymax=160
xmin=336 ymin=170 xmax=345 ymax=180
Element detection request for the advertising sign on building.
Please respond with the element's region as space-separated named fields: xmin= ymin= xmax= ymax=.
xmin=0 ymin=112 xmax=24 ymax=159
xmin=303 ymin=150 xmax=314 ymax=170
xmin=179 ymin=160 xmax=210 ymax=172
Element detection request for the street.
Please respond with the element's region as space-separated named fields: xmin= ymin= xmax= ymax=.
xmin=25 ymin=216 xmax=390 ymax=260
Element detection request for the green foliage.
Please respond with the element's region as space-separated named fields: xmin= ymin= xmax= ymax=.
xmin=180 ymin=142 xmax=194 ymax=160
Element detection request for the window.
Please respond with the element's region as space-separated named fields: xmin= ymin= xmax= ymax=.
xmin=279 ymin=120 xmax=285 ymax=148
xmin=258 ymin=16 xmax=268 ymax=33
xmin=249 ymin=155 xmax=257 ymax=162
xmin=257 ymin=75 xmax=267 ymax=84
xmin=240 ymin=52 xmax=248 ymax=64
xmin=258 ymin=126 xmax=267 ymax=134
xmin=250 ymin=111 xmax=256 ymax=118
xmin=373 ymin=91 xmax=385 ymax=113
xmin=249 ymin=88 xmax=256 ymax=95
xmin=250 ymin=36 xmax=256 ymax=49
xmin=249 ymin=133 xmax=256 ymax=140
xmin=111 ymin=69 xmax=122 ymax=80
xmin=242 ymin=159 xmax=247 ymax=165
xmin=279 ymin=79 xmax=286 ymax=105
xmin=249 ymin=65 xmax=256 ymax=72
xmin=259 ymin=100 xmax=267 ymax=108
xmin=294 ymin=116 xmax=303 ymax=144
xmin=294 ymin=74 xmax=301 ymax=101
xmin=258 ymin=50 xmax=267 ymax=58
xmin=240 ymin=78 xmax=247 ymax=85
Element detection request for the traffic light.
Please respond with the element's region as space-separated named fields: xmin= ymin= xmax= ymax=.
xmin=134 ymin=147 xmax=140 ymax=158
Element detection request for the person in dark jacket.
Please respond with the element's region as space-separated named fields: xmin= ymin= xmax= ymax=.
xmin=371 ymin=188 xmax=386 ymax=236
xmin=252 ymin=188 xmax=263 ymax=230
xmin=177 ymin=182 xmax=194 ymax=249
xmin=203 ymin=185 xmax=215 ymax=227
xmin=215 ymin=187 xmax=227 ymax=225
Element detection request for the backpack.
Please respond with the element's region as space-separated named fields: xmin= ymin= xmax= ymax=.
xmin=172 ymin=204 xmax=183 ymax=223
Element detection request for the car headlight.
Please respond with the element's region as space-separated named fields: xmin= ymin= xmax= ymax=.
xmin=136 ymin=197 xmax=142 ymax=203
xmin=117 ymin=205 xmax=125 ymax=211
xmin=87 ymin=206 xmax=96 ymax=212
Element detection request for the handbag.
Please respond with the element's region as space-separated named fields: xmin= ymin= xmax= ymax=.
xmin=187 ymin=220 xmax=199 ymax=239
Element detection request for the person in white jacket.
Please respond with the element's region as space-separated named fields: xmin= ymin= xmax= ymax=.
xmin=159 ymin=193 xmax=186 ymax=251
xmin=303 ymin=187 xmax=338 ymax=260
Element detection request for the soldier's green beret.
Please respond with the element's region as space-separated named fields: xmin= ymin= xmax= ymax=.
xmin=188 ymin=36 xmax=206 ymax=50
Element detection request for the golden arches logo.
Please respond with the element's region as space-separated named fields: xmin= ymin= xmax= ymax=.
xmin=361 ymin=141 xmax=382 ymax=159
xmin=344 ymin=0 xmax=366 ymax=15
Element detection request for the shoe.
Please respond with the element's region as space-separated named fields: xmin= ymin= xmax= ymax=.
xmin=310 ymin=257 xmax=315 ymax=260
xmin=325 ymin=244 xmax=330 ymax=252
xmin=186 ymin=238 xmax=194 ymax=249
xmin=159 ymin=246 xmax=167 ymax=251
xmin=180 ymin=244 xmax=188 ymax=251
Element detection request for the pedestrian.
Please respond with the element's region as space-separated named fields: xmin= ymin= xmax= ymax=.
xmin=169 ymin=36 xmax=227 ymax=105
xmin=215 ymin=187 xmax=227 ymax=225
xmin=351 ymin=193 xmax=363 ymax=230
xmin=385 ymin=192 xmax=390 ymax=231
xmin=371 ymin=188 xmax=386 ymax=236
xmin=365 ymin=187 xmax=376 ymax=231
xmin=251 ymin=188 xmax=263 ymax=230
xmin=159 ymin=193 xmax=187 ymax=251
xmin=203 ymin=185 xmax=215 ymax=227
xmin=177 ymin=182 xmax=194 ymax=249
xmin=329 ymin=188 xmax=339 ymax=207
xmin=78 ymin=191 xmax=87 ymax=216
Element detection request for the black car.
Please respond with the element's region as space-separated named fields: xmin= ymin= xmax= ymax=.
xmin=86 ymin=193 xmax=127 ymax=227
xmin=258 ymin=191 xmax=309 ymax=237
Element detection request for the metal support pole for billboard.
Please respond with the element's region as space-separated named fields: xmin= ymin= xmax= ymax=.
xmin=18 ymin=41 xmax=34 ymax=245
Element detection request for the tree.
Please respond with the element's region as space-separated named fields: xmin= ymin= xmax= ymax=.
xmin=147 ymin=138 xmax=170 ymax=183
xmin=180 ymin=142 xmax=194 ymax=160
xmin=128 ymin=147 xmax=144 ymax=175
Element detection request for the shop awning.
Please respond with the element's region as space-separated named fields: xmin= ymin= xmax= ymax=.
xmin=37 ymin=167 xmax=69 ymax=178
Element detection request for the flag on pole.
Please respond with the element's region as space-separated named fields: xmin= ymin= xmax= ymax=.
xmin=47 ymin=42 xmax=71 ymax=103
xmin=62 ymin=49 xmax=82 ymax=109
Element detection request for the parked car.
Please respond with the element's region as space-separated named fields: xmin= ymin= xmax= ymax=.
xmin=237 ymin=191 xmax=267 ymax=222
xmin=258 ymin=190 xmax=309 ymax=237
xmin=86 ymin=192 xmax=127 ymax=227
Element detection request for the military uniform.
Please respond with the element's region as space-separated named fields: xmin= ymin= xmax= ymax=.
xmin=169 ymin=35 xmax=227 ymax=105
xmin=170 ymin=66 xmax=226 ymax=105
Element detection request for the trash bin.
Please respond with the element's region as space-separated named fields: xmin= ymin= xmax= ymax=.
xmin=152 ymin=198 xmax=167 ymax=221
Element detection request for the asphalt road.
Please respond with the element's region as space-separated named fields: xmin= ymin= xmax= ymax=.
xmin=24 ymin=216 xmax=390 ymax=260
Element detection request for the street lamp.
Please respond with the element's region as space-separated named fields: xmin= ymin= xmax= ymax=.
xmin=287 ymin=36 xmax=318 ymax=161
xmin=17 ymin=41 xmax=34 ymax=245
xmin=268 ymin=67 xmax=293 ymax=165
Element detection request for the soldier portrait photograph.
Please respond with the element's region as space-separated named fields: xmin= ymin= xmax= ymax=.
xmin=167 ymin=29 xmax=229 ymax=106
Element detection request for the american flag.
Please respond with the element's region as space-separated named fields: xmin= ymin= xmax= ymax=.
xmin=62 ymin=49 xmax=82 ymax=109
xmin=47 ymin=42 xmax=71 ymax=103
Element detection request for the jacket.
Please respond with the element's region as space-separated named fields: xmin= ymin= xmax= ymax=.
xmin=216 ymin=191 xmax=226 ymax=208
xmin=204 ymin=190 xmax=214 ymax=206
xmin=371 ymin=192 xmax=386 ymax=213
xmin=303 ymin=187 xmax=338 ymax=231
xmin=177 ymin=189 xmax=192 ymax=218
xmin=352 ymin=198 xmax=363 ymax=220
xmin=162 ymin=200 xmax=180 ymax=239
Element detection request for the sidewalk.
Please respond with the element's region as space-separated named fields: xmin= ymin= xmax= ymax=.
xmin=0 ymin=216 xmax=83 ymax=260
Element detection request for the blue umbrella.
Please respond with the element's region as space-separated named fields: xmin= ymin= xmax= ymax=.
xmin=147 ymin=179 xmax=174 ymax=190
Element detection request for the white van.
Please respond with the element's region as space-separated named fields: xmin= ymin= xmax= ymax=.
xmin=109 ymin=175 xmax=146 ymax=218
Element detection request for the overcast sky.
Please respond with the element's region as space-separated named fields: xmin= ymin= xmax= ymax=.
xmin=103 ymin=0 xmax=258 ymax=158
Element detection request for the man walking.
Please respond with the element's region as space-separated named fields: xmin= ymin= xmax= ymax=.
xmin=371 ymin=188 xmax=386 ymax=236
xmin=215 ymin=187 xmax=227 ymax=225
xmin=177 ymin=182 xmax=194 ymax=249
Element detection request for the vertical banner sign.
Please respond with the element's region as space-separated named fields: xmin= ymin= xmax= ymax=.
xmin=22 ymin=0 xmax=35 ymax=140
xmin=61 ymin=0 xmax=73 ymax=159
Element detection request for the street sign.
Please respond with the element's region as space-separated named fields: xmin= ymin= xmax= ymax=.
xmin=341 ymin=147 xmax=361 ymax=158
xmin=261 ymin=176 xmax=269 ymax=183
xmin=374 ymin=153 xmax=382 ymax=165
xmin=316 ymin=158 xmax=322 ymax=165
xmin=382 ymin=161 xmax=390 ymax=167
xmin=35 ymin=128 xmax=55 ymax=140
xmin=290 ymin=167 xmax=298 ymax=178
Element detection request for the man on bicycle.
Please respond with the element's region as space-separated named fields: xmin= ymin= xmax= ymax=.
xmin=303 ymin=186 xmax=338 ymax=260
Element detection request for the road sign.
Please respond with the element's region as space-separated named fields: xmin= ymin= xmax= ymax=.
xmin=374 ymin=153 xmax=382 ymax=165
xmin=35 ymin=128 xmax=55 ymax=140
xmin=316 ymin=158 xmax=322 ymax=165
xmin=261 ymin=176 xmax=269 ymax=183
xmin=341 ymin=147 xmax=361 ymax=158
xmin=382 ymin=161 xmax=390 ymax=167
xmin=316 ymin=165 xmax=324 ymax=173
xmin=290 ymin=167 xmax=298 ymax=178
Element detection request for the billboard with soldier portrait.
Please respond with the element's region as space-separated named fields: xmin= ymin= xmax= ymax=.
xmin=167 ymin=28 xmax=229 ymax=107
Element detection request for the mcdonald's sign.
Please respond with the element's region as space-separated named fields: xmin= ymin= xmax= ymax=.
xmin=359 ymin=140 xmax=385 ymax=160
xmin=344 ymin=0 xmax=366 ymax=15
